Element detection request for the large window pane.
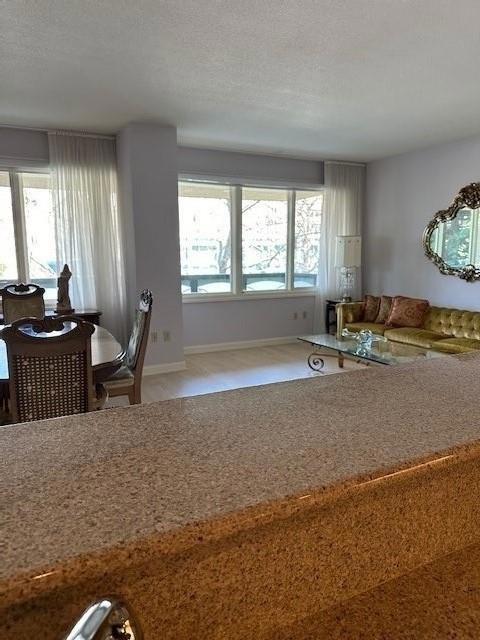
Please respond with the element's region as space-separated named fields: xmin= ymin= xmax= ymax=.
xmin=0 ymin=171 xmax=17 ymax=282
xmin=294 ymin=190 xmax=323 ymax=288
xmin=242 ymin=188 xmax=288 ymax=291
xmin=22 ymin=172 xmax=57 ymax=298
xmin=179 ymin=182 xmax=232 ymax=294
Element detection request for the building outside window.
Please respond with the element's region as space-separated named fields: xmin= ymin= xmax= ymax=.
xmin=178 ymin=180 xmax=322 ymax=297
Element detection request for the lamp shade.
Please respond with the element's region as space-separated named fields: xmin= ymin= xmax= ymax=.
xmin=335 ymin=236 xmax=362 ymax=267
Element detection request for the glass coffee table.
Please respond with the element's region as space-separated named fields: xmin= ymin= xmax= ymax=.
xmin=298 ymin=333 xmax=448 ymax=372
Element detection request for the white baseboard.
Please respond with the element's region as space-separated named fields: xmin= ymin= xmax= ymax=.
xmin=184 ymin=336 xmax=297 ymax=355
xmin=143 ymin=361 xmax=186 ymax=376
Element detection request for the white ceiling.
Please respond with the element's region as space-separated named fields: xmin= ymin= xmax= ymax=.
xmin=2 ymin=0 xmax=480 ymax=161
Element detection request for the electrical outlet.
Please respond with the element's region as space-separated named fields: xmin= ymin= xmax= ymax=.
xmin=293 ymin=311 xmax=298 ymax=320
xmin=302 ymin=311 xmax=308 ymax=319
xmin=151 ymin=330 xmax=158 ymax=343
xmin=163 ymin=330 xmax=171 ymax=342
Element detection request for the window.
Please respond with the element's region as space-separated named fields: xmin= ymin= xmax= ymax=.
xmin=242 ymin=188 xmax=288 ymax=291
xmin=179 ymin=182 xmax=232 ymax=294
xmin=0 ymin=169 xmax=57 ymax=300
xmin=0 ymin=172 xmax=17 ymax=281
xmin=179 ymin=180 xmax=323 ymax=296
xmin=293 ymin=190 xmax=323 ymax=288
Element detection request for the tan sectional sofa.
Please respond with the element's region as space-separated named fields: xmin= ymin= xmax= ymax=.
xmin=336 ymin=301 xmax=480 ymax=354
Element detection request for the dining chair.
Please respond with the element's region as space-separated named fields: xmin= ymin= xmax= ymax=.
xmin=0 ymin=382 xmax=9 ymax=423
xmin=1 ymin=283 xmax=45 ymax=324
xmin=0 ymin=315 xmax=97 ymax=424
xmin=104 ymin=289 xmax=153 ymax=405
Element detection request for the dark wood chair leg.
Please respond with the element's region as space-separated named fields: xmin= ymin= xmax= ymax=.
xmin=128 ymin=381 xmax=142 ymax=405
xmin=94 ymin=384 xmax=109 ymax=410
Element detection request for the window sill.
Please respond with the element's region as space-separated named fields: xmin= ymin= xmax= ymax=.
xmin=182 ymin=290 xmax=316 ymax=303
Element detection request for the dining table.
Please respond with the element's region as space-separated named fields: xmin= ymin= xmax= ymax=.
xmin=0 ymin=324 xmax=125 ymax=384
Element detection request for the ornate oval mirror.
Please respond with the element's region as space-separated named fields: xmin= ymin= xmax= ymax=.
xmin=423 ymin=182 xmax=480 ymax=282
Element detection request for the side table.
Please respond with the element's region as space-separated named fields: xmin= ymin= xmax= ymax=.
xmin=325 ymin=299 xmax=341 ymax=335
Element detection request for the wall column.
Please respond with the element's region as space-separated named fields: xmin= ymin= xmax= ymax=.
xmin=117 ymin=123 xmax=184 ymax=369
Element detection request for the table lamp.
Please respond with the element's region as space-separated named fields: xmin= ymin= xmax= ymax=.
xmin=335 ymin=235 xmax=361 ymax=302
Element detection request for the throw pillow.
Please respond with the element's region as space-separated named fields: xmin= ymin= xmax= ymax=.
xmin=363 ymin=294 xmax=380 ymax=322
xmin=386 ymin=296 xmax=430 ymax=328
xmin=374 ymin=295 xmax=393 ymax=324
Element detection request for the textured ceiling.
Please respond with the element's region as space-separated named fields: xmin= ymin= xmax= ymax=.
xmin=1 ymin=0 xmax=480 ymax=161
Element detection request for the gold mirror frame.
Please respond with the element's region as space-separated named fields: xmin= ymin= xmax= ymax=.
xmin=423 ymin=182 xmax=480 ymax=282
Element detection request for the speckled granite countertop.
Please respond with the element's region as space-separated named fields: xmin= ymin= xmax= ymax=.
xmin=2 ymin=353 xmax=480 ymax=613
xmin=274 ymin=541 xmax=480 ymax=639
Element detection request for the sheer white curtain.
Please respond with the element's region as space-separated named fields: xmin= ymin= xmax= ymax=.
xmin=314 ymin=162 xmax=365 ymax=332
xmin=48 ymin=132 xmax=128 ymax=342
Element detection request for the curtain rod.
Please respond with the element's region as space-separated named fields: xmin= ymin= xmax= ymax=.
xmin=0 ymin=123 xmax=115 ymax=140
xmin=325 ymin=160 xmax=366 ymax=167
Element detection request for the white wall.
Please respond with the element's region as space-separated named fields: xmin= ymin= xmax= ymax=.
xmin=365 ymin=134 xmax=480 ymax=310
xmin=0 ymin=127 xmax=49 ymax=167
xmin=178 ymin=146 xmax=323 ymax=186
xmin=183 ymin=296 xmax=315 ymax=348
xmin=0 ymin=129 xmax=325 ymax=186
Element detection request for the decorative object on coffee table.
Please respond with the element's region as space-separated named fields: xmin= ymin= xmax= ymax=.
xmin=342 ymin=327 xmax=387 ymax=357
xmin=336 ymin=235 xmax=362 ymax=301
xmin=56 ymin=264 xmax=74 ymax=314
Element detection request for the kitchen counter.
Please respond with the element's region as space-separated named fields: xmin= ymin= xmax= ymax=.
xmin=275 ymin=541 xmax=480 ymax=639
xmin=2 ymin=352 xmax=480 ymax=638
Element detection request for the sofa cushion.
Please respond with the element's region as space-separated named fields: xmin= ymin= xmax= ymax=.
xmin=346 ymin=322 xmax=386 ymax=335
xmin=363 ymin=295 xmax=381 ymax=322
xmin=424 ymin=307 xmax=480 ymax=339
xmin=432 ymin=337 xmax=480 ymax=354
xmin=386 ymin=296 xmax=430 ymax=328
xmin=384 ymin=327 xmax=446 ymax=349
xmin=374 ymin=296 xmax=393 ymax=324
